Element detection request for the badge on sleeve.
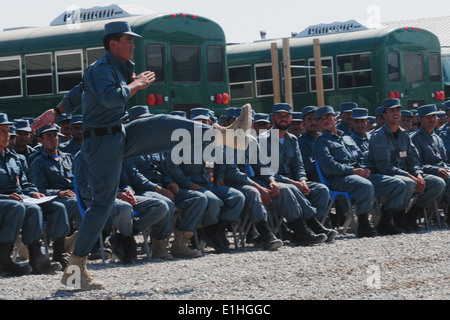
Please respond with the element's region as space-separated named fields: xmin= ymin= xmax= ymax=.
xmin=399 ymin=151 xmax=407 ymax=159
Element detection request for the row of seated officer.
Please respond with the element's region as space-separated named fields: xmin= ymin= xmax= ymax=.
xmin=1 ymin=97 xmax=449 ymax=277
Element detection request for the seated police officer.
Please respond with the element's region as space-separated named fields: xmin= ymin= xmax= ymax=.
xmin=297 ymin=106 xmax=321 ymax=182
xmin=59 ymin=115 xmax=83 ymax=156
xmin=336 ymin=102 xmax=358 ymax=136
xmin=29 ymin=124 xmax=82 ymax=268
xmin=164 ymin=107 xmax=245 ymax=254
xmin=0 ymin=113 xmax=64 ymax=274
xmin=410 ymin=104 xmax=450 ymax=227
xmin=258 ymin=103 xmax=335 ymax=242
xmin=368 ymin=99 xmax=445 ymax=234
xmin=288 ymin=112 xmax=303 ymax=138
xmin=312 ymin=106 xmax=411 ymax=238
xmin=350 ymin=108 xmax=371 ymax=155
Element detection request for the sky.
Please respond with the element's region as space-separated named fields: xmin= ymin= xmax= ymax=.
xmin=0 ymin=0 xmax=448 ymax=43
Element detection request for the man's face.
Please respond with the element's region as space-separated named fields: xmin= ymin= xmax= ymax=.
xmin=71 ymin=123 xmax=84 ymax=142
xmin=253 ymin=121 xmax=271 ymax=134
xmin=272 ymin=112 xmax=292 ymax=131
xmin=289 ymin=121 xmax=303 ymax=137
xmin=400 ymin=116 xmax=413 ymax=131
xmin=317 ymin=113 xmax=336 ymax=132
xmin=0 ymin=125 xmax=10 ymax=149
xmin=420 ymin=114 xmax=437 ymax=132
xmin=383 ymin=107 xmax=402 ymax=126
xmin=341 ymin=112 xmax=353 ymax=127
xmin=59 ymin=119 xmax=72 ymax=135
xmin=16 ymin=130 xmax=31 ymax=147
xmin=352 ymin=119 xmax=368 ymax=135
xmin=110 ymin=34 xmax=135 ymax=62
xmin=39 ymin=131 xmax=59 ymax=153
xmin=303 ymin=112 xmax=319 ymax=135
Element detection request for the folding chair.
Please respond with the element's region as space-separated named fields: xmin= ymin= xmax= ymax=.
xmin=73 ymin=176 xmax=152 ymax=263
xmin=315 ymin=162 xmax=358 ymax=236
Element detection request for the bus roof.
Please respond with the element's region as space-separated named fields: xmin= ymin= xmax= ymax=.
xmin=0 ymin=13 xmax=224 ymax=56
xmin=227 ymin=26 xmax=440 ymax=56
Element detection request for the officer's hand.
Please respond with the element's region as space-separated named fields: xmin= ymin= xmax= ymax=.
xmin=190 ymin=184 xmax=203 ymax=191
xmin=353 ymin=168 xmax=368 ymax=178
xmin=31 ymin=108 xmax=58 ymax=131
xmin=166 ymin=183 xmax=180 ymax=195
xmin=155 ymin=186 xmax=175 ymax=202
xmin=58 ymin=190 xmax=76 ymax=199
xmin=296 ymin=180 xmax=311 ymax=196
xmin=437 ymin=168 xmax=449 ymax=179
xmin=269 ymin=180 xmax=280 ymax=197
xmin=134 ymin=71 xmax=156 ymax=90
xmin=8 ymin=193 xmax=23 ymax=202
xmin=32 ymin=193 xmax=45 ymax=199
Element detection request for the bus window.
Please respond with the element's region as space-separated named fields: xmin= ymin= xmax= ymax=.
xmin=25 ymin=53 xmax=53 ymax=96
xmin=282 ymin=60 xmax=307 ymax=94
xmin=56 ymin=51 xmax=83 ymax=93
xmin=255 ymin=64 xmax=273 ymax=97
xmin=86 ymin=48 xmax=105 ymax=66
xmin=207 ymin=46 xmax=224 ymax=83
xmin=428 ymin=53 xmax=441 ymax=83
xmin=309 ymin=57 xmax=334 ymax=91
xmin=0 ymin=57 xmax=22 ymax=98
xmin=146 ymin=45 xmax=165 ymax=83
xmin=229 ymin=65 xmax=253 ymax=99
xmin=171 ymin=45 xmax=200 ymax=83
xmin=388 ymin=51 xmax=400 ymax=82
xmin=337 ymin=53 xmax=372 ymax=89
xmin=404 ymin=52 xmax=424 ymax=83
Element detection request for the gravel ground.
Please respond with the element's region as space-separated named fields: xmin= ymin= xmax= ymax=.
xmin=0 ymin=226 xmax=448 ymax=301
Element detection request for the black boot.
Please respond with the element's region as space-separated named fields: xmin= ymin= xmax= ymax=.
xmin=28 ymin=240 xmax=61 ymax=274
xmin=52 ymin=238 xmax=69 ymax=269
xmin=406 ymin=205 xmax=422 ymax=232
xmin=394 ymin=211 xmax=414 ymax=233
xmin=245 ymin=225 xmax=262 ymax=244
xmin=124 ymin=235 xmax=138 ymax=264
xmin=307 ymin=216 xmax=338 ymax=242
xmin=288 ymin=218 xmax=327 ymax=246
xmin=377 ymin=209 xmax=403 ymax=236
xmin=110 ymin=233 xmax=127 ymax=264
xmin=357 ymin=214 xmax=377 ymax=238
xmin=254 ymin=221 xmax=283 ymax=251
xmin=0 ymin=243 xmax=32 ymax=277
xmin=202 ymin=223 xmax=229 ymax=254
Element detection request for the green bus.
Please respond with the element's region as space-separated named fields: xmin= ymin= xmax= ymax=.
xmin=0 ymin=5 xmax=230 ymax=120
xmin=227 ymin=21 xmax=445 ymax=115
xmin=443 ymin=52 xmax=450 ymax=100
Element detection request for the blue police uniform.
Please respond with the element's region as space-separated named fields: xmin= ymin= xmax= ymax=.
xmin=369 ymin=123 xmax=445 ymax=210
xmin=29 ymin=148 xmax=81 ymax=229
xmin=258 ymin=128 xmax=330 ymax=220
xmin=410 ymin=108 xmax=450 ymax=205
xmin=0 ymin=148 xmax=70 ymax=243
xmin=124 ymin=153 xmax=207 ymax=234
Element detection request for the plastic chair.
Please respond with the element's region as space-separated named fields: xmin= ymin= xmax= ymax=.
xmin=315 ymin=162 xmax=357 ymax=235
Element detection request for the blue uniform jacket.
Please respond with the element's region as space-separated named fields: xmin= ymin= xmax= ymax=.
xmin=312 ymin=130 xmax=367 ymax=178
xmin=29 ymin=150 xmax=75 ymax=196
xmin=258 ymin=129 xmax=307 ymax=183
xmin=411 ymin=127 xmax=449 ymax=175
xmin=368 ymin=124 xmax=423 ymax=176
xmin=298 ymin=132 xmax=321 ymax=181
xmin=0 ymin=149 xmax=39 ymax=198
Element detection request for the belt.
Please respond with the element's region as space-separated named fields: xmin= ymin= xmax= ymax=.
xmin=83 ymin=125 xmax=122 ymax=139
